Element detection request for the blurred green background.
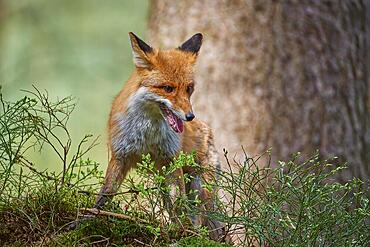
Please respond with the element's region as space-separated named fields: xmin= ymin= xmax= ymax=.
xmin=0 ymin=0 xmax=149 ymax=170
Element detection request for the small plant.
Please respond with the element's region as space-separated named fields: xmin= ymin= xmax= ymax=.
xmin=0 ymin=87 xmax=102 ymax=245
xmin=211 ymin=151 xmax=370 ymax=246
xmin=126 ymin=152 xmax=200 ymax=221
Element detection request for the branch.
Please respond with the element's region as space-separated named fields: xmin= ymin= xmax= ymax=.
xmin=81 ymin=208 xmax=149 ymax=224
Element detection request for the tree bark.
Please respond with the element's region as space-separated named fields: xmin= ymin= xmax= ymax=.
xmin=148 ymin=0 xmax=369 ymax=183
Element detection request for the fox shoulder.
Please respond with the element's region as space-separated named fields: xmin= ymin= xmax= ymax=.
xmin=183 ymin=120 xmax=214 ymax=158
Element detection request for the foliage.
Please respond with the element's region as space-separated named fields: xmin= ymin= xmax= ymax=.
xmin=215 ymin=151 xmax=369 ymax=246
xmin=0 ymin=89 xmax=369 ymax=246
xmin=0 ymin=86 xmax=100 ymax=245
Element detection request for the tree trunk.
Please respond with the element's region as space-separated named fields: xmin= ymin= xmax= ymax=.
xmin=148 ymin=0 xmax=369 ymax=183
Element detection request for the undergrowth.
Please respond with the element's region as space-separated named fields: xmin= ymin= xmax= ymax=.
xmin=0 ymin=87 xmax=369 ymax=246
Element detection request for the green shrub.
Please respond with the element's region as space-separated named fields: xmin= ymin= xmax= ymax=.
xmin=0 ymin=87 xmax=100 ymax=245
xmin=213 ymin=151 xmax=369 ymax=246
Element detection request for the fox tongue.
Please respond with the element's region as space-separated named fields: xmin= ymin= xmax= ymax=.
xmin=176 ymin=118 xmax=184 ymax=133
xmin=165 ymin=110 xmax=184 ymax=133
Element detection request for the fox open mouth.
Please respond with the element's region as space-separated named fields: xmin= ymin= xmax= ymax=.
xmin=160 ymin=105 xmax=184 ymax=133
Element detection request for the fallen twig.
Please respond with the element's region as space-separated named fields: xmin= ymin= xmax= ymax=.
xmin=133 ymin=238 xmax=151 ymax=246
xmin=78 ymin=189 xmax=140 ymax=196
xmin=81 ymin=208 xmax=149 ymax=224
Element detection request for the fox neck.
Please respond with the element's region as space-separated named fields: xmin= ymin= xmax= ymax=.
xmin=112 ymin=87 xmax=181 ymax=159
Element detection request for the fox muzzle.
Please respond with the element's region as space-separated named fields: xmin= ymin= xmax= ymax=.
xmin=185 ymin=112 xmax=195 ymax=121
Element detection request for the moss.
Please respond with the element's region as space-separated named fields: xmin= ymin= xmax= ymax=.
xmin=51 ymin=218 xmax=152 ymax=246
xmin=177 ymin=237 xmax=231 ymax=247
xmin=0 ymin=185 xmax=92 ymax=245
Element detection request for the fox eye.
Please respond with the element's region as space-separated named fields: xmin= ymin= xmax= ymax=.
xmin=162 ymin=85 xmax=175 ymax=93
xmin=187 ymin=85 xmax=194 ymax=95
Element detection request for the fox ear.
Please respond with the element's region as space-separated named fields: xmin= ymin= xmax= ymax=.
xmin=129 ymin=32 xmax=153 ymax=68
xmin=178 ymin=33 xmax=203 ymax=55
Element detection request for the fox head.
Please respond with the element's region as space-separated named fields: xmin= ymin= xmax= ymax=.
xmin=128 ymin=32 xmax=203 ymax=134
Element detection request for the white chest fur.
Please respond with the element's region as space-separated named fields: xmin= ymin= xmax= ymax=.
xmin=111 ymin=87 xmax=181 ymax=159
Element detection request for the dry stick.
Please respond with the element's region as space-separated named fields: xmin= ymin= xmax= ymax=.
xmin=19 ymin=156 xmax=57 ymax=181
xmin=184 ymin=229 xmax=202 ymax=237
xmin=78 ymin=189 xmax=140 ymax=196
xmin=81 ymin=209 xmax=201 ymax=239
xmin=133 ymin=239 xmax=151 ymax=247
xmin=90 ymin=236 xmax=110 ymax=246
xmin=81 ymin=208 xmax=149 ymax=224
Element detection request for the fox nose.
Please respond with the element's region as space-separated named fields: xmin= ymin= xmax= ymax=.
xmin=185 ymin=112 xmax=195 ymax=121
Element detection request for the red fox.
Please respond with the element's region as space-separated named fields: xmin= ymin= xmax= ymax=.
xmin=95 ymin=32 xmax=225 ymax=241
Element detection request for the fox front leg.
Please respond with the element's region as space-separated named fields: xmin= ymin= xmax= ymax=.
xmin=66 ymin=157 xmax=130 ymax=230
xmin=188 ymin=173 xmax=227 ymax=242
xmin=164 ymin=168 xmax=186 ymax=222
xmin=95 ymin=157 xmax=131 ymax=208
xmin=186 ymin=174 xmax=205 ymax=226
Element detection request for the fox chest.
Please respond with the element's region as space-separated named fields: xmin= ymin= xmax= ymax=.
xmin=112 ymin=112 xmax=181 ymax=159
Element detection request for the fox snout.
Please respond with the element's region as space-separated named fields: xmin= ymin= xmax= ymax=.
xmin=185 ymin=112 xmax=195 ymax=121
xmin=177 ymin=98 xmax=195 ymax=122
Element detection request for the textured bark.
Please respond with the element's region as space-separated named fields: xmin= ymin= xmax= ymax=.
xmin=148 ymin=0 xmax=369 ymax=183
